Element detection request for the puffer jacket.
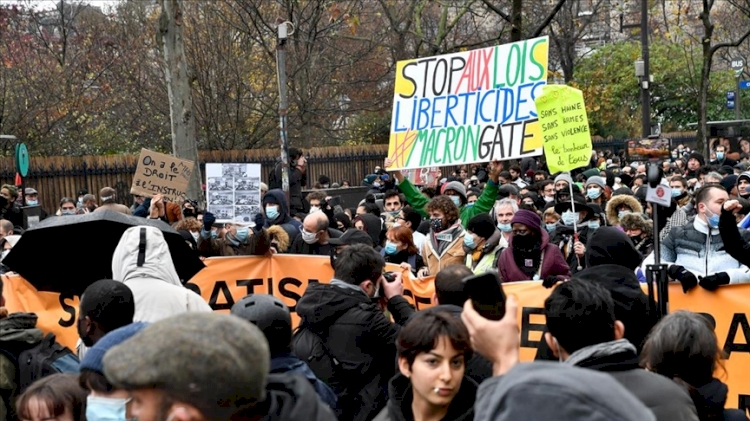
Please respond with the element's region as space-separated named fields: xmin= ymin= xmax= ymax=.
xmin=605 ymin=194 xmax=644 ymax=227
xmin=294 ymin=281 xmax=414 ymax=421
xmin=112 ymin=226 xmax=212 ymax=322
xmin=642 ymin=217 xmax=750 ymax=283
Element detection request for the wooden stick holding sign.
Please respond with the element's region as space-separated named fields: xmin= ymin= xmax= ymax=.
xmin=130 ymin=149 xmax=195 ymax=202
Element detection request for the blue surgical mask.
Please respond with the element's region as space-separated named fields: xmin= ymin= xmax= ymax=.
xmin=265 ymin=205 xmax=279 ymax=220
xmin=497 ymin=223 xmax=512 ymax=232
xmin=86 ymin=396 xmax=130 ymax=421
xmin=588 ymin=220 xmax=600 ymax=230
xmin=465 ymin=202 xmax=474 ymax=208
xmin=463 ymin=234 xmax=476 ymax=249
xmin=618 ymin=210 xmax=631 ymax=219
xmin=562 ymin=211 xmax=578 ymax=225
xmin=717 ymin=152 xmax=725 ymax=160
xmin=671 ymin=188 xmax=682 ymax=197
xmin=586 ymin=188 xmax=601 ymax=200
xmin=384 ymin=241 xmax=398 ymax=255
xmin=705 ymin=208 xmax=720 ymax=228
xmin=26 ymin=200 xmax=38 ymax=206
xmin=545 ymin=223 xmax=557 ymax=233
xmin=211 ymin=230 xmax=218 ymax=239
xmin=61 ymin=209 xmax=76 ymax=216
xmin=236 ymin=227 xmax=249 ymax=243
xmin=450 ymin=195 xmax=461 ymax=207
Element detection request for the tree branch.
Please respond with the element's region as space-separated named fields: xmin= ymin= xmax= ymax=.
xmin=710 ymin=26 xmax=750 ymax=55
xmin=532 ymin=0 xmax=567 ymax=38
xmin=481 ymin=0 xmax=511 ymax=23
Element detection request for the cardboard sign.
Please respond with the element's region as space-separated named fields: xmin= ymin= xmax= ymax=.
xmin=387 ymin=37 xmax=549 ymax=170
xmin=535 ymin=85 xmax=592 ymax=174
xmin=6 ymin=255 xmax=750 ymax=409
xmin=130 ymin=149 xmax=195 ymax=201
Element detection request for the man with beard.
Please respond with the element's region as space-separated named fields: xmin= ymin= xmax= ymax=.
xmin=77 ymin=279 xmax=135 ymax=360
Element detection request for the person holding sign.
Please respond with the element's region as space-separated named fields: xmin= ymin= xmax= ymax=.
xmin=386 ymin=158 xmax=503 ymax=229
xmin=199 ymin=212 xmax=270 ymax=257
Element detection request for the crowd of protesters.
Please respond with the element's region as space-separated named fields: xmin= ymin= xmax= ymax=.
xmin=0 ymin=142 xmax=747 ymax=421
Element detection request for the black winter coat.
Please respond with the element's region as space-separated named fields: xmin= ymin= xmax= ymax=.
xmin=295 ymin=282 xmax=414 ymax=421
xmin=372 ymin=373 xmax=477 ymax=421
xmin=256 ymin=372 xmax=338 ymax=421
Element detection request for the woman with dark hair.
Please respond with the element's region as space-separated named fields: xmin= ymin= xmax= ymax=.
xmin=418 ymin=196 xmax=466 ymax=277
xmin=372 ymin=311 xmax=477 ymax=421
xmin=382 ymin=226 xmax=423 ymax=275
xmin=334 ymin=212 xmax=351 ymax=232
xmin=17 ymin=373 xmax=88 ymax=421
xmin=641 ymin=311 xmax=748 ymax=421
xmin=497 ymin=209 xmax=570 ymax=283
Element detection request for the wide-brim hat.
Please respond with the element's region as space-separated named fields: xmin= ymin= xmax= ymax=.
xmin=554 ymin=194 xmax=594 ymax=217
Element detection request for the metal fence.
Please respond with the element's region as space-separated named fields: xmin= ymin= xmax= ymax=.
xmin=0 ymin=145 xmax=389 ymax=213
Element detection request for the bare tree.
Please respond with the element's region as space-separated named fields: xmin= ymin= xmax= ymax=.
xmin=158 ymin=0 xmax=202 ymax=201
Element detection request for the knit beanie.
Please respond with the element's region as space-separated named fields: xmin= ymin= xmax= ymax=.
xmin=586 ymin=176 xmax=606 ymax=189
xmin=554 ymin=173 xmax=573 ymax=186
xmin=467 ymin=214 xmax=496 ymax=239
xmin=441 ymin=181 xmax=467 ymax=201
xmin=721 ymin=174 xmax=738 ymax=194
xmin=688 ymin=152 xmax=705 ymax=166
xmin=738 ymin=171 xmax=750 ymax=185
xmin=81 ymin=322 xmax=149 ymax=374
xmin=511 ymin=209 xmax=542 ymax=234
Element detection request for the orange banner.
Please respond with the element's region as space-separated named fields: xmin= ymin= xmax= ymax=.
xmin=4 ymin=256 xmax=750 ymax=409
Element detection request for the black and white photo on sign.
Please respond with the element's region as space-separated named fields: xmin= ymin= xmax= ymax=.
xmin=205 ymin=163 xmax=262 ymax=224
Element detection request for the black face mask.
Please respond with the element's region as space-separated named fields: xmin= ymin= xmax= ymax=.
xmin=430 ymin=218 xmax=444 ymax=233
xmin=513 ymin=233 xmax=540 ymax=250
xmin=183 ymin=208 xmax=196 ymax=218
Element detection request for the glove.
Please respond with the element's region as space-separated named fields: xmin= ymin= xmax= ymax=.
xmin=668 ymin=265 xmax=698 ymax=293
xmin=253 ymin=212 xmax=265 ymax=231
xmin=699 ymin=272 xmax=730 ymax=291
xmin=542 ymin=275 xmax=559 ymax=289
xmin=203 ymin=212 xmax=216 ymax=231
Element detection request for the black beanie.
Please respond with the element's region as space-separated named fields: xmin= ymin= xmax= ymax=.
xmin=688 ymin=152 xmax=705 ymax=166
xmin=467 ymin=213 xmax=496 ymax=240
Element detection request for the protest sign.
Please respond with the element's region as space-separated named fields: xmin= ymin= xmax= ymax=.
xmin=387 ymin=37 xmax=549 ymax=170
xmin=6 ymin=255 xmax=750 ymax=409
xmin=206 ymin=163 xmax=262 ymax=224
xmin=130 ymin=149 xmax=195 ymax=202
xmin=535 ymin=85 xmax=592 ymax=174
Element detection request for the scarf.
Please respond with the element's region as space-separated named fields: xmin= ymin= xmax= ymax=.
xmin=564 ymin=339 xmax=637 ymax=367
xmin=431 ymin=221 xmax=463 ymax=256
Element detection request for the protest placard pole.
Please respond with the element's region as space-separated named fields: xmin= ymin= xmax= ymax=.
xmin=276 ymin=19 xmax=292 ymax=211
xmin=567 ymin=177 xmax=583 ymax=271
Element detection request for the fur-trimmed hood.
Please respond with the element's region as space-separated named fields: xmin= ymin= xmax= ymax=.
xmin=605 ymin=195 xmax=644 ymax=226
xmin=619 ymin=213 xmax=653 ymax=236
xmin=267 ymin=224 xmax=290 ymax=252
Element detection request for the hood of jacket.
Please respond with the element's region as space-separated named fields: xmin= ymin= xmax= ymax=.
xmin=692 ymin=378 xmax=730 ymax=419
xmin=266 ymin=225 xmax=291 ymax=252
xmin=572 ymin=264 xmax=656 ymax=350
xmin=585 ymin=227 xmax=643 ymax=270
xmin=564 ymin=339 xmax=638 ymax=369
xmin=112 ymin=226 xmax=181 ymax=286
xmin=256 ymin=372 xmax=337 ymax=421
xmin=605 ymin=194 xmax=644 ymax=226
xmin=296 ymin=282 xmax=372 ymax=328
xmin=263 ymin=189 xmax=293 ymax=224
xmin=383 ymin=373 xmax=477 ymax=421
xmin=354 ymin=214 xmax=383 ymax=247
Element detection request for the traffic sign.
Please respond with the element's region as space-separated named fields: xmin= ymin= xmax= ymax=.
xmin=740 ymin=80 xmax=750 ymax=90
xmin=733 ymin=58 xmax=745 ymax=76
xmin=728 ymin=91 xmax=736 ymax=100
xmin=14 ymin=143 xmax=28 ymax=178
xmin=728 ymin=100 xmax=736 ymax=110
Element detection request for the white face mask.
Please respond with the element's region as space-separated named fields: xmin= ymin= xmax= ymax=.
xmin=309 ymin=206 xmax=320 ymax=213
xmin=191 ymin=231 xmax=200 ymax=242
xmin=301 ymin=229 xmax=318 ymax=244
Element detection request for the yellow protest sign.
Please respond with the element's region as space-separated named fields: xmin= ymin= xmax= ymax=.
xmin=535 ymin=85 xmax=592 ymax=174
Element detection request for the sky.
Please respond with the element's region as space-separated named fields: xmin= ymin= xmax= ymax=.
xmin=0 ymin=0 xmax=121 ymax=12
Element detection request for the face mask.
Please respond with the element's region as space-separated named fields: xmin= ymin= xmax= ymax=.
xmin=309 ymin=206 xmax=320 ymax=213
xmin=393 ymin=222 xmax=401 ymax=228
xmin=497 ymin=223 xmax=512 ymax=232
xmin=301 ymin=229 xmax=318 ymax=244
xmin=430 ymin=218 xmax=444 ymax=232
xmin=384 ymin=241 xmax=398 ymax=255
xmin=26 ymin=200 xmax=37 ymax=206
xmin=586 ymin=188 xmax=601 ymax=200
xmin=182 ymin=208 xmax=196 ymax=218
xmin=562 ymin=211 xmax=578 ymax=225
xmin=450 ymin=195 xmax=461 ymax=207
xmin=86 ymin=396 xmax=130 ymax=421
xmin=466 ymin=202 xmax=474 ymax=208
xmin=265 ymin=205 xmax=279 ymax=220
xmin=463 ymin=234 xmax=476 ymax=249
xmin=544 ymin=195 xmax=554 ymax=203
xmin=77 ymin=196 xmax=83 ymax=204
xmin=211 ymin=230 xmax=218 ymax=239
xmin=191 ymin=231 xmax=200 ymax=242
xmin=705 ymin=208 xmax=720 ymax=228
xmin=618 ymin=210 xmax=631 ymax=219
xmin=717 ymin=152 xmax=725 ymax=160
xmin=545 ymin=223 xmax=557 ymax=233
xmin=87 ymin=205 xmax=96 ymax=212
xmin=373 ymin=182 xmax=381 ymax=188
xmin=588 ymin=220 xmax=600 ymax=230
xmin=671 ymin=188 xmax=682 ymax=197
xmin=61 ymin=209 xmax=76 ymax=216
xmin=235 ymin=227 xmax=249 ymax=243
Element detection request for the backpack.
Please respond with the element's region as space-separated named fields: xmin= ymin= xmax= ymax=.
xmin=292 ymin=323 xmax=340 ymax=385
xmin=4 ymin=333 xmax=79 ymax=393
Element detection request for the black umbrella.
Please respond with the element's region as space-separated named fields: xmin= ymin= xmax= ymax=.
xmin=3 ymin=210 xmax=205 ymax=295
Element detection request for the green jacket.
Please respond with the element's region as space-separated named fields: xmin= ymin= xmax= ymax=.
xmin=397 ymin=178 xmax=499 ymax=228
